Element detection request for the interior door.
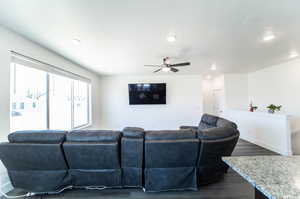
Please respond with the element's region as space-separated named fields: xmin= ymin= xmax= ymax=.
xmin=212 ymin=89 xmax=224 ymax=116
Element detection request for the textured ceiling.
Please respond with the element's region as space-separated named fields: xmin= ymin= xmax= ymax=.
xmin=0 ymin=0 xmax=299 ymax=75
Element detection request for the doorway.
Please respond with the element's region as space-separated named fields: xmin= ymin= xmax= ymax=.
xmin=212 ymin=89 xmax=225 ymax=116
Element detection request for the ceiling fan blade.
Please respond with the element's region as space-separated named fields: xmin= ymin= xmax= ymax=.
xmin=170 ymin=67 xmax=179 ymax=72
xmin=169 ymin=62 xmax=191 ymax=67
xmin=153 ymin=68 xmax=162 ymax=73
xmin=144 ymin=65 xmax=161 ymax=67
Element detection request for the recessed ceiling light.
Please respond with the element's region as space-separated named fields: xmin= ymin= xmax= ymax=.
xmin=206 ymin=75 xmax=212 ymax=80
xmin=263 ymin=32 xmax=275 ymax=42
xmin=166 ymin=35 xmax=176 ymax=43
xmin=162 ymin=67 xmax=171 ymax=72
xmin=72 ymin=38 xmax=81 ymax=45
xmin=289 ymin=51 xmax=298 ymax=59
xmin=210 ymin=64 xmax=217 ymax=71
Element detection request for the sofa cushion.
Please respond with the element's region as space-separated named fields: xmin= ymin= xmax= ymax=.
xmin=8 ymin=130 xmax=67 ymax=144
xmin=67 ymin=130 xmax=121 ymax=142
xmin=179 ymin=126 xmax=198 ymax=131
xmin=198 ymin=123 xmax=216 ymax=131
xmin=122 ymin=127 xmax=145 ymax=138
xmin=197 ymin=127 xmax=239 ymax=140
xmin=200 ymin=114 xmax=218 ymax=126
xmin=216 ymin=118 xmax=237 ymax=129
xmin=63 ymin=142 xmax=120 ymax=169
xmin=145 ymin=130 xmax=196 ymax=140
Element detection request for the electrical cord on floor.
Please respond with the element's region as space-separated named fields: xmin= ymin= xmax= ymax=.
xmin=43 ymin=186 xmax=73 ymax=195
xmin=84 ymin=186 xmax=106 ymax=190
xmin=0 ymin=187 xmax=35 ymax=199
xmin=0 ymin=185 xmax=111 ymax=198
xmin=0 ymin=185 xmax=73 ymax=198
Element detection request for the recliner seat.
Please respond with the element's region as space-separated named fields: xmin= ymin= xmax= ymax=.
xmin=180 ymin=113 xmax=240 ymax=185
xmin=180 ymin=113 xmax=237 ymax=131
xmin=0 ymin=130 xmax=70 ymax=193
xmin=63 ymin=130 xmax=122 ymax=188
xmin=197 ymin=127 xmax=239 ymax=185
xmin=144 ymin=130 xmax=199 ymax=192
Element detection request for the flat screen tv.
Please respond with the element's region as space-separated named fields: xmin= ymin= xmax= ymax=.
xmin=128 ymin=83 xmax=166 ymax=105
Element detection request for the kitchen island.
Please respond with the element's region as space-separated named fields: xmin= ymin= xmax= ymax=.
xmin=223 ymin=156 xmax=300 ymax=199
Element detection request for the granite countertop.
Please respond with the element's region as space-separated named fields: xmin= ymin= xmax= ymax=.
xmin=223 ymin=156 xmax=300 ymax=199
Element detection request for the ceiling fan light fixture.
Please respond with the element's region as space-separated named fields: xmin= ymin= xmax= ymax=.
xmin=162 ymin=67 xmax=171 ymax=72
xmin=145 ymin=57 xmax=190 ymax=73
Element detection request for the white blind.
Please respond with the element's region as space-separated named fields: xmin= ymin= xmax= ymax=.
xmin=11 ymin=51 xmax=91 ymax=83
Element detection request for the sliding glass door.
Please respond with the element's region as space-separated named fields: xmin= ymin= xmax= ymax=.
xmin=10 ymin=58 xmax=91 ymax=132
xmin=49 ymin=74 xmax=72 ymax=130
xmin=73 ymin=80 xmax=89 ymax=128
xmin=11 ymin=63 xmax=48 ymax=132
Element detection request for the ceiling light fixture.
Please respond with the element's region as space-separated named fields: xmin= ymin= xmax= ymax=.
xmin=164 ymin=57 xmax=171 ymax=65
xmin=289 ymin=51 xmax=298 ymax=59
xmin=166 ymin=35 xmax=176 ymax=43
xmin=162 ymin=67 xmax=171 ymax=72
xmin=211 ymin=64 xmax=217 ymax=71
xmin=263 ymin=32 xmax=275 ymax=42
xmin=72 ymin=38 xmax=81 ymax=45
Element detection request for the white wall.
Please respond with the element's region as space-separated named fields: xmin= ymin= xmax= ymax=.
xmin=0 ymin=25 xmax=102 ymax=193
xmin=248 ymin=59 xmax=300 ymax=154
xmin=98 ymin=75 xmax=203 ymax=130
xmin=206 ymin=71 xmax=298 ymax=155
xmin=223 ymin=74 xmax=249 ymax=111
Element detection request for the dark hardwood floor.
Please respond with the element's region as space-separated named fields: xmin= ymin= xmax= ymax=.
xmin=3 ymin=139 xmax=278 ymax=199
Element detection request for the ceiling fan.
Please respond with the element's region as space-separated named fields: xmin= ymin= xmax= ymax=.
xmin=144 ymin=57 xmax=191 ymax=73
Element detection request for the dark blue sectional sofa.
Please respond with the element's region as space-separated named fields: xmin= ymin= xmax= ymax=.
xmin=0 ymin=114 xmax=239 ymax=194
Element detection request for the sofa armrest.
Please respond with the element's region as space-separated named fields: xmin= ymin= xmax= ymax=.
xmin=179 ymin=126 xmax=198 ymax=131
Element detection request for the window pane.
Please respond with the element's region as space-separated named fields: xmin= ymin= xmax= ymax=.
xmin=73 ymin=80 xmax=89 ymax=127
xmin=49 ymin=74 xmax=72 ymax=130
xmin=10 ymin=64 xmax=47 ymax=132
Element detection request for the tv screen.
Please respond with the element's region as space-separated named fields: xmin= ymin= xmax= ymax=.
xmin=128 ymin=83 xmax=166 ymax=105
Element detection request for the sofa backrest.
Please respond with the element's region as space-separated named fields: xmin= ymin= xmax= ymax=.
xmin=121 ymin=127 xmax=145 ymax=187
xmin=198 ymin=114 xmax=237 ymax=131
xmin=8 ymin=130 xmax=67 ymax=144
xmin=144 ymin=130 xmax=199 ymax=168
xmin=0 ymin=130 xmax=69 ymax=192
xmin=63 ymin=130 xmax=122 ymax=187
xmin=197 ymin=127 xmax=239 ymax=167
xmin=145 ymin=129 xmax=196 ymax=140
xmin=216 ymin=118 xmax=238 ymax=129
xmin=63 ymin=130 xmax=121 ymax=170
xmin=196 ymin=126 xmax=239 ymax=185
xmin=122 ymin=127 xmax=145 ymax=138
xmin=67 ymin=130 xmax=121 ymax=142
xmin=1 ymin=130 xmax=68 ymax=170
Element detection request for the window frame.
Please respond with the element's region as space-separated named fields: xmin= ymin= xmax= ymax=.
xmin=10 ymin=52 xmax=92 ymax=131
xmin=71 ymin=80 xmax=91 ymax=129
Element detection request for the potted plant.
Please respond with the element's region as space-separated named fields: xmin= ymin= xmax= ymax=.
xmin=267 ymin=104 xmax=282 ymax=114
xmin=249 ymin=102 xmax=258 ymax=112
